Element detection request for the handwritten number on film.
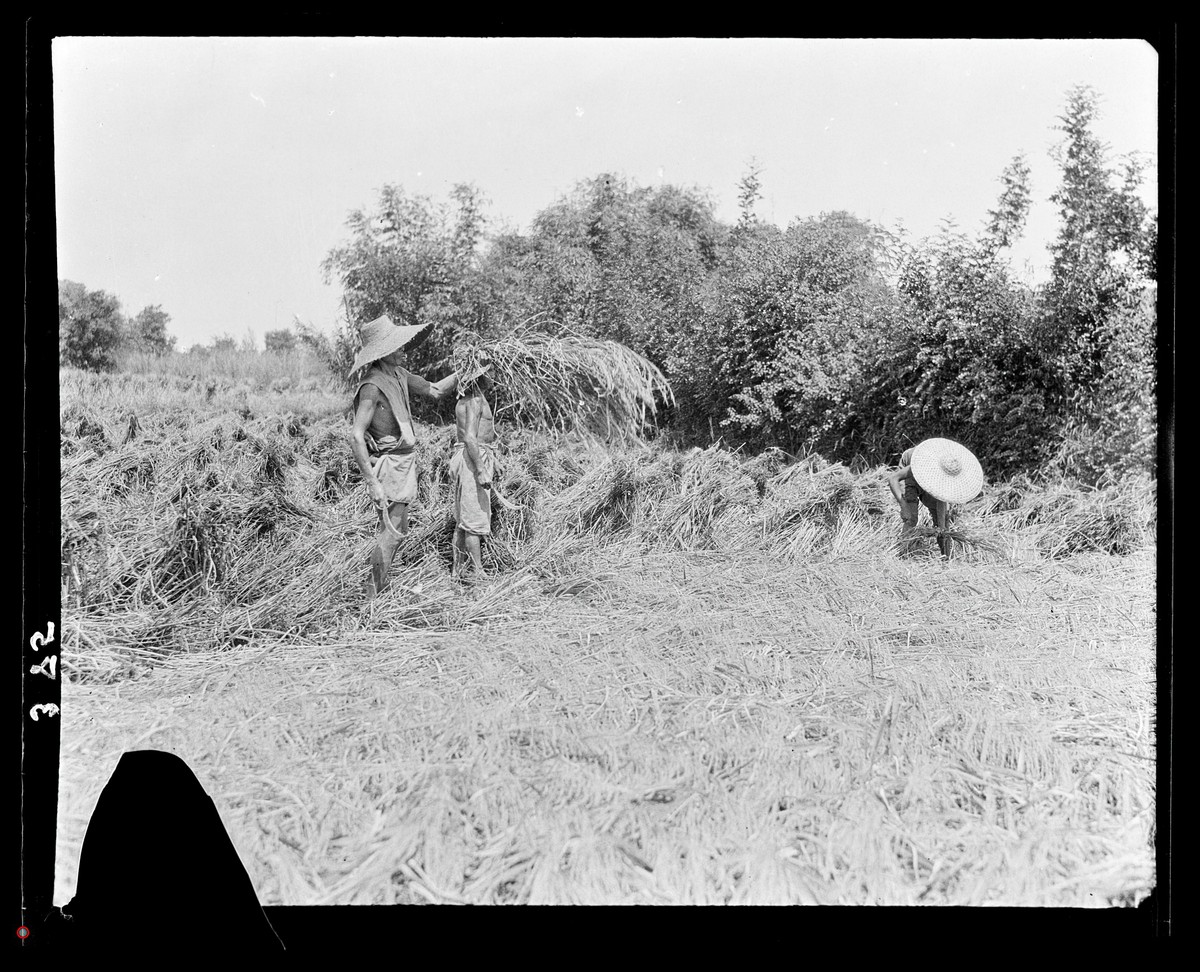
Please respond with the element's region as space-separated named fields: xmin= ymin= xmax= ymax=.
xmin=30 ymin=622 xmax=55 ymax=652
xmin=29 ymin=622 xmax=59 ymax=720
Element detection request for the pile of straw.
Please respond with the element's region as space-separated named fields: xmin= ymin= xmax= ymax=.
xmin=58 ymin=369 xmax=1158 ymax=683
xmin=454 ymin=323 xmax=674 ymax=440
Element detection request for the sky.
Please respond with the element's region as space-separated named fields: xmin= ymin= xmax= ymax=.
xmin=50 ymin=37 xmax=1161 ymax=351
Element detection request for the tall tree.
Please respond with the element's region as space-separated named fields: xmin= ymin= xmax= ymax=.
xmin=736 ymin=158 xmax=764 ymax=231
xmin=58 ymin=280 xmax=126 ymax=371
xmin=321 ymin=182 xmax=489 ymax=373
xmin=1041 ymin=85 xmax=1158 ymax=480
xmin=983 ymin=153 xmax=1033 ymax=253
xmin=701 ymin=211 xmax=899 ymax=455
xmin=126 ymin=305 xmax=176 ymax=354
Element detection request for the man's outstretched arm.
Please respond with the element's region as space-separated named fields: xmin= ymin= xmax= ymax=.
xmin=408 ymin=371 xmax=459 ymax=400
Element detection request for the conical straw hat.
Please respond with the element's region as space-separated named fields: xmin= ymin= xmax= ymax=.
xmin=909 ymin=437 xmax=984 ymax=504
xmin=347 ymin=315 xmax=432 ymax=377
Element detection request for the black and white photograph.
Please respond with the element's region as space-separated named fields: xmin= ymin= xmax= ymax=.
xmin=33 ymin=33 xmax=1167 ymax=935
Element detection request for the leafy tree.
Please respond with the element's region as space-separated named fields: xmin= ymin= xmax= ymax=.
xmin=264 ymin=328 xmax=298 ymax=353
xmin=736 ymin=158 xmax=764 ymax=231
xmin=695 ymin=211 xmax=900 ymax=455
xmin=1040 ymin=85 xmax=1157 ymax=479
xmin=487 ymin=174 xmax=721 ymax=349
xmin=126 ymin=305 xmax=176 ymax=354
xmin=59 ymin=279 xmax=126 ymax=370
xmin=210 ymin=333 xmax=238 ymax=352
xmin=321 ymin=182 xmax=489 ymax=375
xmin=983 ymin=153 xmax=1033 ymax=253
xmin=855 ymin=230 xmax=1050 ymax=476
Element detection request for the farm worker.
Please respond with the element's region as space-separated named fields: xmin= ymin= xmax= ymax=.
xmin=449 ymin=346 xmax=500 ymax=581
xmin=886 ymin=437 xmax=983 ymax=558
xmin=349 ymin=314 xmax=458 ymax=598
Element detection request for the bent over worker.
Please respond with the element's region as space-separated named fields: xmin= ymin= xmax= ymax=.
xmin=349 ymin=315 xmax=457 ymax=598
xmin=886 ymin=437 xmax=983 ymax=559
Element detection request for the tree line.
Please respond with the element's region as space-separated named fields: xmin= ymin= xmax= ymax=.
xmin=57 ymin=281 xmax=176 ymax=368
xmin=57 ymin=286 xmax=306 ymax=366
xmin=61 ymin=86 xmax=1156 ymax=484
xmin=317 ymin=86 xmax=1156 ymax=483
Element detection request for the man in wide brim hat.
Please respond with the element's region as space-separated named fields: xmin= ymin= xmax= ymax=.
xmin=348 ymin=314 xmax=459 ymax=598
xmin=886 ymin=437 xmax=984 ymax=558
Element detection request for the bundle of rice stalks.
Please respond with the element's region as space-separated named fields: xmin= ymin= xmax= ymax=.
xmin=1031 ymin=488 xmax=1151 ymax=559
xmin=740 ymin=446 xmax=792 ymax=495
xmin=455 ymin=322 xmax=674 ymax=440
xmin=61 ymin=506 xmax=105 ymax=607
xmin=499 ymin=427 xmax=592 ymax=493
xmin=634 ymin=445 xmax=761 ymax=550
xmin=980 ymin=476 xmax=1154 ymax=559
xmin=902 ymin=524 xmax=1003 ymax=557
xmin=60 ymin=403 xmax=112 ymax=455
xmin=152 ymin=492 xmax=233 ymax=598
xmin=541 ymin=455 xmax=657 ymax=537
xmin=315 ymin=451 xmax=359 ymax=503
xmin=764 ymin=461 xmax=871 ymax=526
xmin=229 ymin=426 xmax=298 ymax=484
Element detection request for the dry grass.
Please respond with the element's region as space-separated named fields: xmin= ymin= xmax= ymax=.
xmin=55 ymin=370 xmax=1158 ymax=908
xmin=115 ymin=348 xmax=332 ymax=387
xmin=456 ymin=322 xmax=675 ymax=440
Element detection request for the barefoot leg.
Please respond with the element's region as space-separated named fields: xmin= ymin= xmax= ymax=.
xmin=368 ymin=502 xmax=407 ymax=596
xmin=465 ymin=533 xmax=484 ymax=577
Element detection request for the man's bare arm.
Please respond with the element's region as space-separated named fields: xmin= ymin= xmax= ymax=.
xmin=350 ymin=387 xmax=388 ymax=507
xmin=408 ymin=371 xmax=459 ymax=401
xmin=886 ymin=466 xmax=910 ymax=505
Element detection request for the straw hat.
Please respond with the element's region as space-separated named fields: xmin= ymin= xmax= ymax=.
xmin=347 ymin=315 xmax=431 ymax=377
xmin=909 ymin=437 xmax=984 ymax=504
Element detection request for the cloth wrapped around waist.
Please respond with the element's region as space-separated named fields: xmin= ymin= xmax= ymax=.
xmin=366 ymin=431 xmax=416 ymax=456
xmin=449 ymin=441 xmax=499 ymax=473
xmin=449 ymin=442 xmax=498 ymax=536
xmin=367 ymin=433 xmax=419 ymax=505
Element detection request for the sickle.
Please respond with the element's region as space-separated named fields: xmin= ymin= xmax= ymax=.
xmin=376 ymin=498 xmax=406 ymax=538
xmin=490 ymin=483 xmax=528 ymax=513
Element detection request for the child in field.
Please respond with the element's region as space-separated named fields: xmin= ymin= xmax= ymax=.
xmin=886 ymin=438 xmax=983 ymax=558
xmin=449 ymin=347 xmax=499 ymax=581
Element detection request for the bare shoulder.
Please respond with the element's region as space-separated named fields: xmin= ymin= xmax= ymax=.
xmin=356 ymin=381 xmax=384 ymax=405
xmin=352 ymin=383 xmax=383 ymax=424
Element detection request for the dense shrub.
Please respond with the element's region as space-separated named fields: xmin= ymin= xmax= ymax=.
xmin=307 ymin=87 xmax=1156 ymax=483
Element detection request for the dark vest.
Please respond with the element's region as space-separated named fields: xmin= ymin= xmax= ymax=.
xmin=354 ymin=366 xmax=417 ymax=451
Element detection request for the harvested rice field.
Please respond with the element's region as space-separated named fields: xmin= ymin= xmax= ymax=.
xmin=56 ymin=370 xmax=1158 ymax=907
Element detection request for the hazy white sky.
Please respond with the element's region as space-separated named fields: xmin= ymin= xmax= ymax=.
xmin=52 ymin=37 xmax=1160 ymax=350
